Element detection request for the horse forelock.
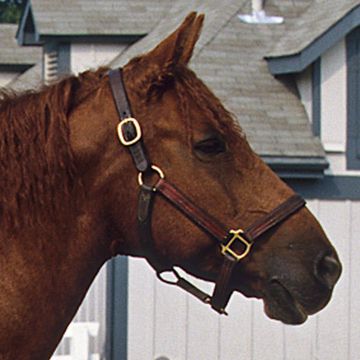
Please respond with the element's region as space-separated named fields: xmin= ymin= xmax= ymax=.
xmin=172 ymin=66 xmax=245 ymax=148
xmin=125 ymin=58 xmax=245 ymax=150
xmin=0 ymin=69 xmax=107 ymax=230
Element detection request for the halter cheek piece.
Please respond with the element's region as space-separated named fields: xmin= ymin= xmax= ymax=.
xmin=108 ymin=68 xmax=305 ymax=315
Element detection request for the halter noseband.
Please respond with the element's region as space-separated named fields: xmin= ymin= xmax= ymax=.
xmin=108 ymin=68 xmax=305 ymax=315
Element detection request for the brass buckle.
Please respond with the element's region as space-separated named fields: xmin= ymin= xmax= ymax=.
xmin=117 ymin=117 xmax=142 ymax=146
xmin=221 ymin=229 xmax=252 ymax=261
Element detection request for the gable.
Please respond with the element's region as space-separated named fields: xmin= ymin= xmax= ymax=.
xmin=16 ymin=0 xmax=39 ymax=46
xmin=266 ymin=2 xmax=360 ymax=75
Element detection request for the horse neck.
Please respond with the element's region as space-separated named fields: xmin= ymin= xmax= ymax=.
xmin=0 ymin=206 xmax=108 ymax=359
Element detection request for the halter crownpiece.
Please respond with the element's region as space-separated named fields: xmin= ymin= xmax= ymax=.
xmin=108 ymin=68 xmax=306 ymax=315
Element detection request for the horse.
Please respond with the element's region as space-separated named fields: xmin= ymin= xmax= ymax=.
xmin=0 ymin=12 xmax=341 ymax=359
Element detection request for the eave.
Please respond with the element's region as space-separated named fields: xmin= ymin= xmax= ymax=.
xmin=263 ymin=156 xmax=329 ymax=179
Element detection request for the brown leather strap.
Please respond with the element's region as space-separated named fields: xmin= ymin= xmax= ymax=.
xmin=138 ymin=185 xmax=171 ymax=272
xmin=157 ymin=269 xmax=212 ymax=304
xmin=155 ymin=178 xmax=228 ymax=242
xmin=245 ymin=194 xmax=305 ymax=241
xmin=210 ymin=255 xmax=236 ymax=314
xmin=108 ymin=69 xmax=150 ymax=173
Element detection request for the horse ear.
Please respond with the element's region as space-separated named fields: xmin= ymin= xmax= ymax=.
xmin=146 ymin=12 xmax=204 ymax=67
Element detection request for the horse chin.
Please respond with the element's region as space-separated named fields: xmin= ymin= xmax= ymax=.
xmin=263 ymin=280 xmax=309 ymax=325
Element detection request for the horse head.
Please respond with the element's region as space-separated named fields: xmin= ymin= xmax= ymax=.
xmin=69 ymin=13 xmax=341 ymax=325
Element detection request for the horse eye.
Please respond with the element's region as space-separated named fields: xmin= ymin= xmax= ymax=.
xmin=194 ymin=137 xmax=226 ymax=155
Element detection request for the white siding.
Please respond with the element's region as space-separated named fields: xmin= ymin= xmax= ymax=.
xmin=127 ymin=199 xmax=356 ymax=360
xmin=71 ymin=43 xmax=127 ymax=75
xmin=296 ymin=66 xmax=313 ymax=124
xmin=321 ymin=40 xmax=347 ymax=154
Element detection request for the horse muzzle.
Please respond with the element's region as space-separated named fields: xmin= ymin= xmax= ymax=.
xmin=263 ymin=250 xmax=341 ymax=324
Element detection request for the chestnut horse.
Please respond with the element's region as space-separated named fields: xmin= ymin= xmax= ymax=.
xmin=0 ymin=13 xmax=341 ymax=359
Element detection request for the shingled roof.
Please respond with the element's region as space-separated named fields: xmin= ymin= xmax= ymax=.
xmin=267 ymin=0 xmax=360 ymax=74
xmin=111 ymin=0 xmax=329 ymax=177
xmin=7 ymin=62 xmax=42 ymax=92
xmin=0 ymin=24 xmax=40 ymax=68
xmin=17 ymin=0 xmax=172 ymax=44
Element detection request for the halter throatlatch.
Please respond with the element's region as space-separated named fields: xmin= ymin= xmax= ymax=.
xmin=108 ymin=68 xmax=306 ymax=315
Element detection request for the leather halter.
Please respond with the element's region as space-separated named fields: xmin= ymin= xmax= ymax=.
xmin=108 ymin=68 xmax=306 ymax=314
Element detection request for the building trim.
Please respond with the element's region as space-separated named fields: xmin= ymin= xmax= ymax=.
xmin=57 ymin=43 xmax=70 ymax=76
xmin=311 ymin=58 xmax=321 ymax=137
xmin=16 ymin=0 xmax=40 ymax=46
xmin=263 ymin=156 xmax=328 ymax=179
xmin=286 ymin=175 xmax=360 ymax=200
xmin=266 ymin=5 xmax=360 ymax=75
xmin=39 ymin=34 xmax=144 ymax=45
xmin=346 ymin=26 xmax=360 ymax=170
xmin=106 ymin=257 xmax=128 ymax=360
xmin=0 ymin=63 xmax=33 ymax=72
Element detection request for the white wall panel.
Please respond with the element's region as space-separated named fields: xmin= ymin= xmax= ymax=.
xmin=186 ymin=278 xmax=219 ymax=360
xmin=349 ymin=202 xmax=360 ymax=359
xmin=153 ymin=274 xmax=188 ymax=360
xmin=128 ymin=258 xmax=156 ymax=360
xmin=252 ymin=300 xmax=283 ymax=360
xmin=296 ymin=66 xmax=313 ymax=124
xmin=283 ymin=320 xmax=317 ymax=360
xmin=219 ymin=294 xmax=252 ymax=359
xmin=71 ymin=43 xmax=127 ymax=75
xmin=321 ymin=40 xmax=347 ymax=153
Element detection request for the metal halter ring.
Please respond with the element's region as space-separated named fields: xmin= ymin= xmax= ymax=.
xmin=138 ymin=165 xmax=165 ymax=188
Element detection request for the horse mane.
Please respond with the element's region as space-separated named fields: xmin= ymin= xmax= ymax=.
xmin=0 ymin=68 xmax=107 ymax=230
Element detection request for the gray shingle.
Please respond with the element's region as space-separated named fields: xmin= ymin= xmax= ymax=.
xmin=0 ymin=24 xmax=40 ymax=65
xmin=268 ymin=0 xmax=360 ymax=57
xmin=30 ymin=0 xmax=173 ymax=36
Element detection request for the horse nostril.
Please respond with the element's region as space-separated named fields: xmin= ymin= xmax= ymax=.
xmin=314 ymin=254 xmax=342 ymax=289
